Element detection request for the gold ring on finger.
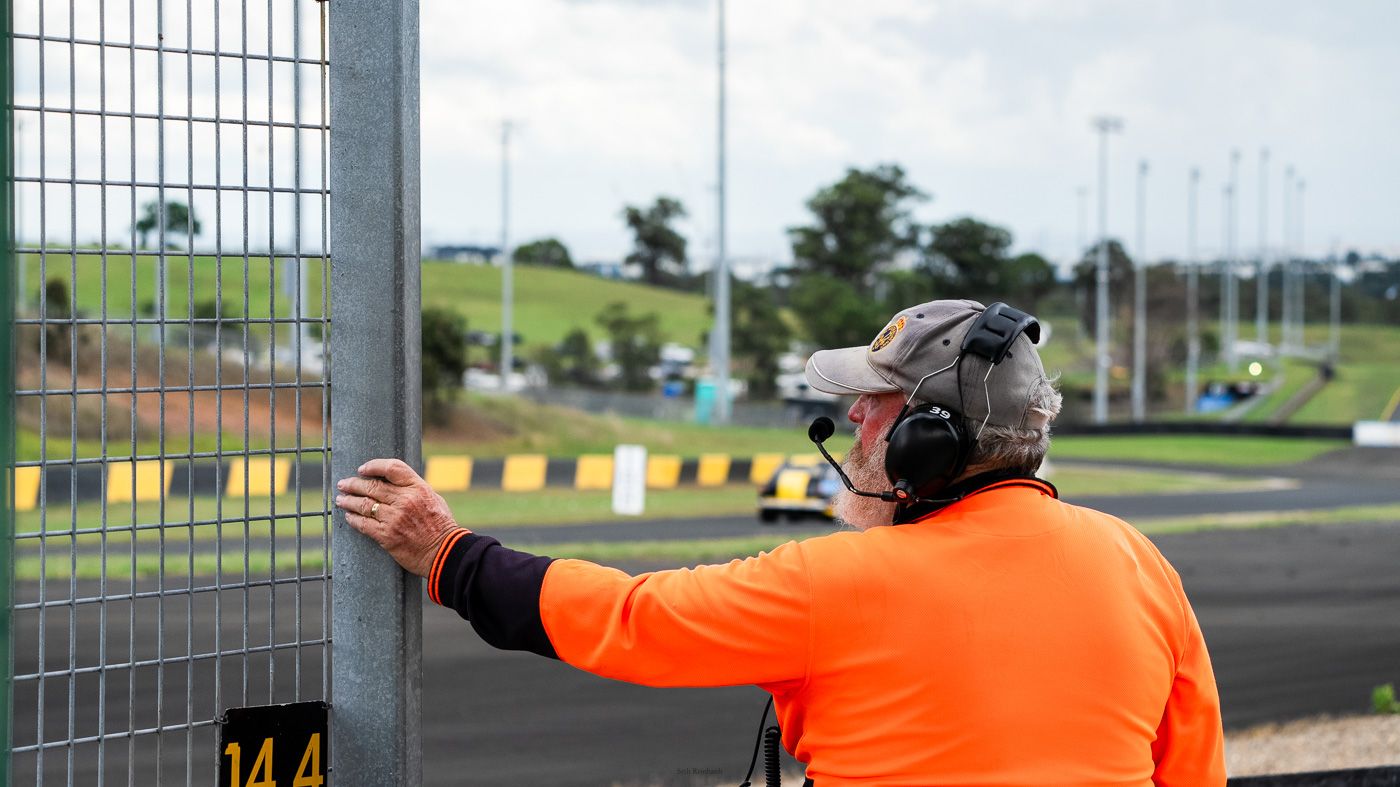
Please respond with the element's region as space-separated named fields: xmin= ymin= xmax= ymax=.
xmin=370 ymin=502 xmax=381 ymax=520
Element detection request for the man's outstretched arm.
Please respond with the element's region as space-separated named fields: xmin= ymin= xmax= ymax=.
xmin=336 ymin=458 xmax=813 ymax=688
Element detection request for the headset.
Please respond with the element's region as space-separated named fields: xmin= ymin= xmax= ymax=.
xmin=810 ymin=302 xmax=1041 ymax=506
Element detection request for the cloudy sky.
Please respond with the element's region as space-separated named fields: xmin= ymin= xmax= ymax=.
xmin=419 ymin=0 xmax=1400 ymax=272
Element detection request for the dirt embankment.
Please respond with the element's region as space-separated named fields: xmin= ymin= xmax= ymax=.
xmin=18 ymin=324 xmax=326 ymax=448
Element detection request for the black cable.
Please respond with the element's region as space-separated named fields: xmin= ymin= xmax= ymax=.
xmin=763 ymin=726 xmax=783 ymax=787
xmin=738 ymin=697 xmax=774 ymax=787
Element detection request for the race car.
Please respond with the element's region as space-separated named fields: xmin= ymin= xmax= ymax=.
xmin=756 ymin=454 xmax=843 ymax=523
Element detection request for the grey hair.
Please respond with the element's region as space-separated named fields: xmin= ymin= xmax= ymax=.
xmin=965 ymin=373 xmax=1062 ymax=474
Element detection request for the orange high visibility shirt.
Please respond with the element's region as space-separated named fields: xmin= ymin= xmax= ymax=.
xmin=532 ymin=480 xmax=1225 ymax=786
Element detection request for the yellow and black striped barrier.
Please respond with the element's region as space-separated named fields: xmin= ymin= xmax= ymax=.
xmin=14 ymin=453 xmax=829 ymax=510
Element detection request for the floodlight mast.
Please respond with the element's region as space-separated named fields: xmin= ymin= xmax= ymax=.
xmin=1257 ymin=148 xmax=1269 ymax=345
xmin=1226 ymin=149 xmax=1240 ymax=372
xmin=1091 ymin=116 xmax=1122 ymax=425
xmin=1281 ymin=166 xmax=1294 ymax=353
xmin=1185 ymin=168 xmax=1201 ymax=415
xmin=711 ymin=0 xmax=732 ymax=425
xmin=1294 ymin=178 xmax=1306 ymax=350
xmin=1131 ymin=159 xmax=1148 ymax=423
xmin=501 ymin=120 xmax=513 ymax=390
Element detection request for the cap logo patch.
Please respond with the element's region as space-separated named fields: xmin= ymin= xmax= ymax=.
xmin=870 ymin=317 xmax=907 ymax=353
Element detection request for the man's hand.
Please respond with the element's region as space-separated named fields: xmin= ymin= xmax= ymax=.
xmin=335 ymin=458 xmax=462 ymax=578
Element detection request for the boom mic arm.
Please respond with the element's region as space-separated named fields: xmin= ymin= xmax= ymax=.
xmin=807 ymin=417 xmax=965 ymax=508
xmin=808 ymin=417 xmax=904 ymax=503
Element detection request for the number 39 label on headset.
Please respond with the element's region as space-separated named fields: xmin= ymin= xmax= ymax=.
xmin=218 ymin=701 xmax=327 ymax=787
xmin=926 ymin=406 xmax=952 ymax=419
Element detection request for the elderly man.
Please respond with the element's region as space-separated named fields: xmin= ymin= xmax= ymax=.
xmin=335 ymin=299 xmax=1226 ymax=785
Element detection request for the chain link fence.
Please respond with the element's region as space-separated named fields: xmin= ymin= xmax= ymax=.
xmin=9 ymin=0 xmax=339 ymax=781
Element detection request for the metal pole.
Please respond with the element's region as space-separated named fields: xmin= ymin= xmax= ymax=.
xmin=1256 ymin=148 xmax=1268 ymax=345
xmin=1329 ymin=245 xmax=1341 ymax=357
xmin=1295 ymin=178 xmax=1306 ymax=349
xmin=1219 ymin=184 xmax=1230 ymax=362
xmin=1226 ymin=149 xmax=1239 ymax=372
xmin=1091 ymin=116 xmax=1121 ymax=424
xmin=329 ymin=0 xmax=424 ymax=782
xmin=711 ymin=0 xmax=731 ymax=424
xmin=1185 ymin=168 xmax=1200 ymax=415
xmin=1075 ymin=186 xmax=1087 ymax=345
xmin=500 ymin=120 xmax=513 ymax=390
xmin=1131 ymin=159 xmax=1147 ymax=422
xmin=1281 ymin=166 xmax=1294 ymax=352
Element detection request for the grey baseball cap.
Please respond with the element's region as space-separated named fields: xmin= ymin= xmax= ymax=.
xmin=803 ymin=299 xmax=1052 ymax=430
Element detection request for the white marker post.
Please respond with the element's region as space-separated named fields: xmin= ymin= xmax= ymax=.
xmin=612 ymin=445 xmax=647 ymax=516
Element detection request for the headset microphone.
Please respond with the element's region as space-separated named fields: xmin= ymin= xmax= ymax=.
xmin=807 ymin=416 xmax=962 ymax=507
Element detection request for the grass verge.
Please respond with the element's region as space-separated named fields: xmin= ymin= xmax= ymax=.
xmin=1048 ymin=435 xmax=1347 ymax=466
xmin=521 ymin=505 xmax=1400 ymax=567
xmin=1131 ymin=503 xmax=1400 ymax=535
xmin=13 ymin=551 xmax=324 ymax=581
xmin=1045 ymin=465 xmax=1289 ymax=496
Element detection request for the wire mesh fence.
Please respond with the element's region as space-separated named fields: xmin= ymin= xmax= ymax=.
xmin=10 ymin=0 xmax=333 ymax=782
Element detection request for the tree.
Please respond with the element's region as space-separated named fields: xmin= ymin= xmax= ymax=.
xmin=135 ymin=200 xmax=202 ymax=249
xmin=786 ymin=165 xmax=927 ymax=347
xmin=42 ymin=278 xmax=73 ymax=362
xmin=727 ymin=281 xmax=792 ymax=400
xmin=536 ymin=327 xmax=600 ymax=387
xmin=788 ymin=164 xmax=927 ymax=294
xmin=1073 ymin=240 xmax=1133 ymax=335
xmin=514 ymin=237 xmax=573 ymax=268
xmin=621 ymin=197 xmax=688 ymax=287
xmin=421 ymin=307 xmax=469 ymax=426
xmin=920 ymin=217 xmax=1056 ymax=310
xmin=595 ymin=302 xmax=663 ymax=392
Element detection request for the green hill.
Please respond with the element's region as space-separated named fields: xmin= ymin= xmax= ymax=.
xmin=419 ymin=260 xmax=713 ymax=350
xmin=20 ymin=252 xmax=713 ymax=351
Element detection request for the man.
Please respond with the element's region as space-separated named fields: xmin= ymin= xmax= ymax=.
xmin=335 ymin=299 xmax=1226 ymax=785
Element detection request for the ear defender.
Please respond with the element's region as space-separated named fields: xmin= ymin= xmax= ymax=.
xmin=883 ymin=403 xmax=969 ymax=500
xmin=877 ymin=302 xmax=1038 ymax=506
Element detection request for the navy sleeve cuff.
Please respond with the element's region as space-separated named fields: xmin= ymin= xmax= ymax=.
xmin=430 ymin=531 xmax=559 ymax=660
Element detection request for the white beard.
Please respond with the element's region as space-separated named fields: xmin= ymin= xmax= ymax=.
xmin=832 ymin=426 xmax=898 ymax=531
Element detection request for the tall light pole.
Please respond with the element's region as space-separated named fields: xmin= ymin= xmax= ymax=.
xmin=1256 ymin=148 xmax=1269 ymax=345
xmin=1185 ymin=168 xmax=1200 ymax=415
xmin=1226 ymin=150 xmax=1240 ymax=372
xmin=1219 ymin=184 xmax=1230 ymax=364
xmin=1131 ymin=159 xmax=1148 ymax=422
xmin=710 ymin=0 xmax=732 ymax=425
xmin=1091 ymin=116 xmax=1122 ymax=424
xmin=1329 ymin=242 xmax=1341 ymax=358
xmin=500 ymin=120 xmax=514 ymax=390
xmin=1281 ymin=166 xmax=1294 ymax=352
xmin=1294 ymin=178 xmax=1306 ymax=350
xmin=1076 ymin=186 xmax=1088 ymax=344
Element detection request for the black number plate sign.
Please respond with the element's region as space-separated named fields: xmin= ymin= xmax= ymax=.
xmin=218 ymin=701 xmax=329 ymax=787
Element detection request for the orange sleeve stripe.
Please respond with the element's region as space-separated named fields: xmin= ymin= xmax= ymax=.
xmin=429 ymin=529 xmax=471 ymax=605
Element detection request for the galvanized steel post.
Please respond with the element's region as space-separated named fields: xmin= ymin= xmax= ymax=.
xmin=329 ymin=0 xmax=424 ymax=783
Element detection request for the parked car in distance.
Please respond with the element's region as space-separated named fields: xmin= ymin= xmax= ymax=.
xmin=757 ymin=455 xmax=843 ymax=523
